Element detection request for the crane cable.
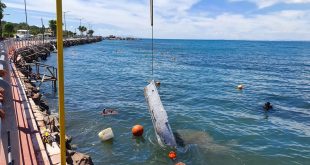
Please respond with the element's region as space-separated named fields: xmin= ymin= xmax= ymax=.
xmin=150 ymin=0 xmax=154 ymax=79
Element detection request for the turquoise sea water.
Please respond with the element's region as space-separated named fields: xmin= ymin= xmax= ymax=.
xmin=40 ymin=40 xmax=310 ymax=165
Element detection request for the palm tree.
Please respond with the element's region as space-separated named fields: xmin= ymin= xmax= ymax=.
xmin=49 ymin=20 xmax=57 ymax=37
xmin=0 ymin=1 xmax=7 ymax=39
xmin=78 ymin=26 xmax=87 ymax=36
xmin=87 ymin=29 xmax=94 ymax=37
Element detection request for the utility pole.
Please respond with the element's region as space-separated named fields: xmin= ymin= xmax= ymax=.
xmin=24 ymin=0 xmax=29 ymax=45
xmin=63 ymin=11 xmax=70 ymax=38
xmin=41 ymin=18 xmax=44 ymax=43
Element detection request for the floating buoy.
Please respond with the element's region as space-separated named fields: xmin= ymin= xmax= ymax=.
xmin=155 ymin=81 xmax=161 ymax=87
xmin=237 ymin=84 xmax=244 ymax=90
xmin=98 ymin=128 xmax=114 ymax=141
xmin=175 ymin=162 xmax=186 ymax=165
xmin=132 ymin=125 xmax=144 ymax=137
xmin=168 ymin=151 xmax=177 ymax=160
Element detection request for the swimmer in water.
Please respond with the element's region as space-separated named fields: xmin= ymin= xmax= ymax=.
xmin=263 ymin=102 xmax=273 ymax=111
xmin=102 ymin=108 xmax=118 ymax=115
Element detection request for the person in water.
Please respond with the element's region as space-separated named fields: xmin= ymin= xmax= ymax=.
xmin=263 ymin=102 xmax=273 ymax=111
xmin=102 ymin=108 xmax=118 ymax=115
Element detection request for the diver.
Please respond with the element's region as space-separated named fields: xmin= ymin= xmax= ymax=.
xmin=263 ymin=102 xmax=273 ymax=111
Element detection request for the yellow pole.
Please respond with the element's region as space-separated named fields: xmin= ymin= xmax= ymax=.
xmin=56 ymin=0 xmax=66 ymax=164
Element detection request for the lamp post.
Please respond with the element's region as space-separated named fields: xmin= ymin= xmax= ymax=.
xmin=63 ymin=11 xmax=70 ymax=38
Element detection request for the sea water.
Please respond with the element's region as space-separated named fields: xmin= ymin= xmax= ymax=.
xmin=39 ymin=39 xmax=310 ymax=165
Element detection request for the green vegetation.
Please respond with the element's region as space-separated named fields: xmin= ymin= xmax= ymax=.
xmin=78 ymin=26 xmax=87 ymax=35
xmin=1 ymin=20 xmax=76 ymax=38
xmin=87 ymin=29 xmax=94 ymax=37
xmin=3 ymin=22 xmax=13 ymax=37
xmin=49 ymin=20 xmax=57 ymax=36
xmin=0 ymin=0 xmax=7 ymax=38
xmin=2 ymin=22 xmax=42 ymax=36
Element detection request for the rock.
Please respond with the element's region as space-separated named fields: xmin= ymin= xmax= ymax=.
xmin=46 ymin=142 xmax=60 ymax=156
xmin=66 ymin=135 xmax=73 ymax=143
xmin=32 ymin=93 xmax=42 ymax=103
xmin=39 ymin=100 xmax=49 ymax=111
xmin=71 ymin=152 xmax=94 ymax=165
xmin=70 ymin=144 xmax=78 ymax=150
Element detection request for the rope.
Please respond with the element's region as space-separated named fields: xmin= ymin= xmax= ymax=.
xmin=150 ymin=0 xmax=154 ymax=80
xmin=152 ymin=25 xmax=154 ymax=79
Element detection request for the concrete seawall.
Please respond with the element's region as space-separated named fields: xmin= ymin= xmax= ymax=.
xmin=1 ymin=37 xmax=102 ymax=164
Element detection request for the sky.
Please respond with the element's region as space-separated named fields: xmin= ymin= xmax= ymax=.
xmin=2 ymin=0 xmax=310 ymax=40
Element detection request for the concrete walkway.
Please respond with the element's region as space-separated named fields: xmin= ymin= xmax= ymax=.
xmin=0 ymin=42 xmax=50 ymax=164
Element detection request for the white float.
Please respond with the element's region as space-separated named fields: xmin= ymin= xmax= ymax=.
xmin=98 ymin=128 xmax=114 ymax=141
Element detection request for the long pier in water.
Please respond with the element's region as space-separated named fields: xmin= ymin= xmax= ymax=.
xmin=0 ymin=37 xmax=102 ymax=164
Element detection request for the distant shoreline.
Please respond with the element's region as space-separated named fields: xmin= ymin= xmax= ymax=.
xmin=137 ymin=38 xmax=310 ymax=42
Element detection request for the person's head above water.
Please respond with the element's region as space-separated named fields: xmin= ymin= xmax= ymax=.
xmin=264 ymin=102 xmax=273 ymax=110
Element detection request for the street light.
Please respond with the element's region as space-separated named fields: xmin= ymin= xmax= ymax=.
xmin=63 ymin=11 xmax=70 ymax=38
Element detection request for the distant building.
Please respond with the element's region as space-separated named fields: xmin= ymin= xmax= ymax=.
xmin=15 ymin=30 xmax=31 ymax=39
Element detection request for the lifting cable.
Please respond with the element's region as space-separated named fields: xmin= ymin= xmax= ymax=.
xmin=150 ymin=0 xmax=154 ymax=79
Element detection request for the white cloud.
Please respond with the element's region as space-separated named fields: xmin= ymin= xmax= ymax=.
xmin=230 ymin=0 xmax=310 ymax=8
xmin=3 ymin=0 xmax=310 ymax=40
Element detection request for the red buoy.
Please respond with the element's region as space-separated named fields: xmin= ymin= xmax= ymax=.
xmin=168 ymin=151 xmax=177 ymax=160
xmin=132 ymin=125 xmax=144 ymax=137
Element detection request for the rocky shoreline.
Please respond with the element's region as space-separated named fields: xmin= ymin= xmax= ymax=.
xmin=11 ymin=37 xmax=102 ymax=164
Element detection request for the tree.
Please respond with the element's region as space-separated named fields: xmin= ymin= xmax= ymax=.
xmin=49 ymin=20 xmax=57 ymax=36
xmin=3 ymin=22 xmax=13 ymax=37
xmin=14 ymin=22 xmax=28 ymax=31
xmin=78 ymin=26 xmax=87 ymax=36
xmin=0 ymin=1 xmax=7 ymax=38
xmin=29 ymin=25 xmax=42 ymax=35
xmin=87 ymin=29 xmax=94 ymax=37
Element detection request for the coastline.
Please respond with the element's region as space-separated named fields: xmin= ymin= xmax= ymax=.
xmin=4 ymin=37 xmax=102 ymax=164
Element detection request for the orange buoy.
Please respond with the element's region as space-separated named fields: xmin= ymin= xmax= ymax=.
xmin=175 ymin=162 xmax=186 ymax=165
xmin=132 ymin=125 xmax=144 ymax=137
xmin=168 ymin=151 xmax=177 ymax=160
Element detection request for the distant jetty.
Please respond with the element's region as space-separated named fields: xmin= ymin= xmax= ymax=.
xmin=103 ymin=35 xmax=138 ymax=40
